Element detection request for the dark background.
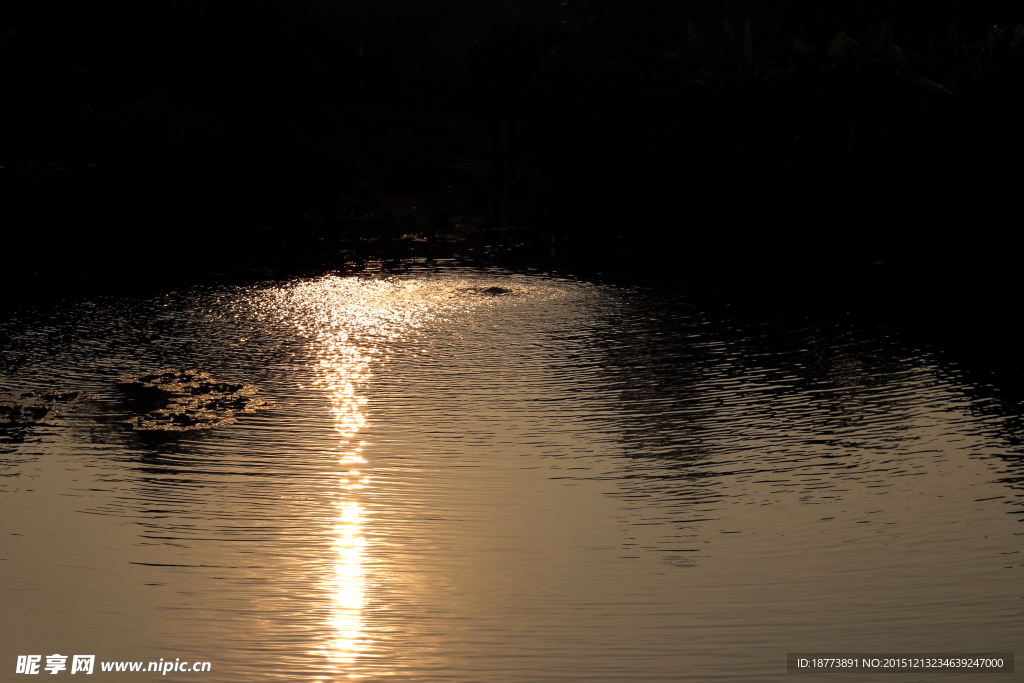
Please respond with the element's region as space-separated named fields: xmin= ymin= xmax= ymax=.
xmin=2 ymin=0 xmax=1023 ymax=431
xmin=1 ymin=0 xmax=1021 ymax=309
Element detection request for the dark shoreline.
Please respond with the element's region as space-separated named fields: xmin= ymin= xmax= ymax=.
xmin=6 ymin=221 xmax=1021 ymax=390
xmin=4 ymin=3 xmax=1022 ymax=401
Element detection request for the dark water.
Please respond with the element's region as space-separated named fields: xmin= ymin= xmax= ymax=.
xmin=1 ymin=267 xmax=1021 ymax=681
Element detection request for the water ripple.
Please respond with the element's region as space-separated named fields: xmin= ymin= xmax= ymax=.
xmin=1 ymin=269 xmax=1022 ymax=681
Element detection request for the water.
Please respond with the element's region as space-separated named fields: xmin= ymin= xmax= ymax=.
xmin=1 ymin=267 xmax=1021 ymax=681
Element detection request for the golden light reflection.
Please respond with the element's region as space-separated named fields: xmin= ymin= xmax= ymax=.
xmin=316 ymin=334 xmax=374 ymax=670
xmin=286 ymin=277 xmax=428 ymax=676
xmin=254 ymin=275 xmax=534 ymax=677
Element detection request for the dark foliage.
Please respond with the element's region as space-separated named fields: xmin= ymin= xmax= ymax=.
xmin=1 ymin=0 xmax=1021 ymax=292
xmin=498 ymin=6 xmax=1024 ymax=269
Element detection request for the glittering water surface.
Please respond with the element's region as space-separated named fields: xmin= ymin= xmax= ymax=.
xmin=1 ymin=268 xmax=1022 ymax=681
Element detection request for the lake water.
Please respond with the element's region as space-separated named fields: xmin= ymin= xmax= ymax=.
xmin=2 ymin=266 xmax=1021 ymax=681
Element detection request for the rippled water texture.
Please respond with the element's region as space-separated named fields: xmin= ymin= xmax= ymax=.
xmin=2 ymin=269 xmax=1022 ymax=681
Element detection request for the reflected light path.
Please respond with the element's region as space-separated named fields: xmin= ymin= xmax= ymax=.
xmin=311 ymin=289 xmax=377 ymax=674
xmin=273 ymin=276 xmax=442 ymax=679
xmin=3 ymin=269 xmax=1023 ymax=682
xmin=254 ymin=274 xmax=549 ymax=680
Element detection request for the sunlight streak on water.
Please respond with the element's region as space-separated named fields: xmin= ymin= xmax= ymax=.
xmin=1 ymin=269 xmax=1022 ymax=682
xmin=319 ymin=340 xmax=370 ymax=671
xmin=278 ymin=279 xmax=391 ymax=674
xmin=252 ymin=274 xmax=566 ymax=678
